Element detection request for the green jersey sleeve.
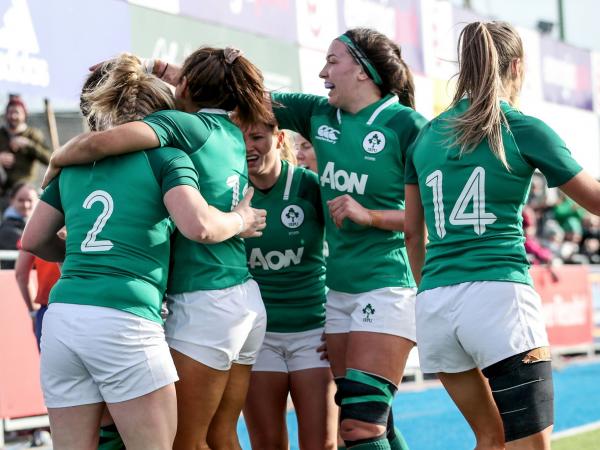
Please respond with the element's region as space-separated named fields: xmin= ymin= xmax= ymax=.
xmin=40 ymin=176 xmax=63 ymax=213
xmin=272 ymin=92 xmax=329 ymax=140
xmin=143 ymin=110 xmax=212 ymax=152
xmin=511 ymin=115 xmax=582 ymax=187
xmin=387 ymin=108 xmax=428 ymax=161
xmin=145 ymin=147 xmax=200 ymax=196
xmin=405 ymin=124 xmax=430 ymax=185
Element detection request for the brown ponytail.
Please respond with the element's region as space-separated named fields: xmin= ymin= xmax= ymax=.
xmin=451 ymin=21 xmax=523 ymax=169
xmin=180 ymin=47 xmax=273 ymax=125
xmin=344 ymin=28 xmax=416 ymax=108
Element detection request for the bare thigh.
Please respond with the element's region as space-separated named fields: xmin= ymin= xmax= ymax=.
xmin=47 ymin=402 xmax=104 ymax=450
xmin=108 ymin=384 xmax=177 ymax=450
xmin=243 ymin=371 xmax=290 ymax=450
xmin=207 ymin=363 xmax=253 ymax=450
xmin=290 ymin=368 xmax=338 ymax=450
xmin=171 ymin=349 xmax=230 ymax=450
xmin=438 ymin=369 xmax=504 ymax=450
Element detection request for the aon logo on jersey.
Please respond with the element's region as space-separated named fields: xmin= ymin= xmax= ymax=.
xmin=249 ymin=247 xmax=304 ymax=270
xmin=320 ymin=161 xmax=368 ymax=195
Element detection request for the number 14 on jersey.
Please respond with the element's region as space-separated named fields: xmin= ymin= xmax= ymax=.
xmin=425 ymin=167 xmax=496 ymax=239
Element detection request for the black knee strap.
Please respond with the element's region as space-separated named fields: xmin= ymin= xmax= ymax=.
xmin=483 ymin=351 xmax=554 ymax=442
xmin=335 ymin=369 xmax=397 ymax=427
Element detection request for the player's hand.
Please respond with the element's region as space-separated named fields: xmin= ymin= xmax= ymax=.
xmin=316 ymin=332 xmax=329 ymax=361
xmin=9 ymin=136 xmax=31 ymax=151
xmin=0 ymin=151 xmax=15 ymax=168
xmin=327 ymin=194 xmax=371 ymax=228
xmin=41 ymin=163 xmax=61 ymax=189
xmin=234 ymin=187 xmax=267 ymax=238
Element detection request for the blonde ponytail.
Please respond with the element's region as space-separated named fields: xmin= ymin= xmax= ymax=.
xmin=83 ymin=53 xmax=174 ymax=131
xmin=451 ymin=22 xmax=523 ymax=170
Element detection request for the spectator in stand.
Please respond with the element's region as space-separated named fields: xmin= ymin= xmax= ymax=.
xmin=294 ymin=132 xmax=318 ymax=174
xmin=580 ymin=214 xmax=600 ymax=264
xmin=0 ymin=181 xmax=38 ymax=268
xmin=523 ymin=206 xmax=555 ymax=265
xmin=15 ymin=240 xmax=61 ymax=349
xmin=0 ymin=96 xmax=51 ymax=211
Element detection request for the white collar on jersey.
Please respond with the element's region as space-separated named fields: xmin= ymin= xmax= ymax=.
xmin=335 ymin=95 xmax=399 ymax=126
xmin=282 ymin=162 xmax=294 ymax=201
xmin=197 ymin=108 xmax=229 ymax=115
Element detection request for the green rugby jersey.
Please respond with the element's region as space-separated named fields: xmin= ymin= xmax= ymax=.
xmin=246 ymin=160 xmax=326 ymax=332
xmin=143 ymin=109 xmax=251 ymax=293
xmin=41 ymin=148 xmax=199 ymax=323
xmin=273 ymin=92 xmax=427 ymax=293
xmin=405 ymin=99 xmax=583 ymax=292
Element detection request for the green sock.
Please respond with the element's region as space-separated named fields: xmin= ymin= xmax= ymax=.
xmin=348 ymin=437 xmax=391 ymax=449
xmin=388 ymin=427 xmax=409 ymax=450
xmin=98 ymin=424 xmax=125 ymax=450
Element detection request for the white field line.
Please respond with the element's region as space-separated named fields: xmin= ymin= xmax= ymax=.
xmin=552 ymin=420 xmax=600 ymax=440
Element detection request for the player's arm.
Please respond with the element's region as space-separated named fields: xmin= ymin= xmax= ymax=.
xmin=42 ymin=122 xmax=159 ymax=188
xmin=326 ymin=194 xmax=405 ymax=231
xmin=404 ymin=184 xmax=426 ymax=285
xmin=559 ymin=171 xmax=600 ymax=216
xmin=21 ymin=201 xmax=66 ymax=262
xmin=52 ymin=122 xmax=159 ymax=168
xmin=14 ymin=250 xmax=36 ymax=313
xmin=164 ymin=186 xmax=266 ymax=242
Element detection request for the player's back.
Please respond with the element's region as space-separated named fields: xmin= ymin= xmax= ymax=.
xmin=46 ymin=148 xmax=187 ymax=323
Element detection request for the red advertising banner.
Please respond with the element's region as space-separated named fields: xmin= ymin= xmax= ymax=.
xmin=531 ymin=265 xmax=594 ymax=349
xmin=0 ymin=271 xmax=46 ymax=419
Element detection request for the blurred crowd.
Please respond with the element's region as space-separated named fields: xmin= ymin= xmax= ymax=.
xmin=524 ymin=172 xmax=600 ymax=265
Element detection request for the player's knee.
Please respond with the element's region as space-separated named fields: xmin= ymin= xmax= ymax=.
xmin=336 ymin=369 xmax=396 ymax=445
xmin=482 ymin=347 xmax=554 ymax=442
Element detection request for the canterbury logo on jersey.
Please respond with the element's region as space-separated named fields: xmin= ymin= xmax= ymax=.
xmin=320 ymin=161 xmax=368 ymax=195
xmin=249 ymin=247 xmax=304 ymax=270
xmin=315 ymin=125 xmax=340 ymax=143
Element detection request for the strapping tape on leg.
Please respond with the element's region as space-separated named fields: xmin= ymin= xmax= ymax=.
xmin=483 ymin=350 xmax=554 ymax=442
xmin=336 ymin=369 xmax=397 ymax=426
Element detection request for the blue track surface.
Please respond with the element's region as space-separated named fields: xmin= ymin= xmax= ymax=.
xmin=236 ymin=360 xmax=600 ymax=449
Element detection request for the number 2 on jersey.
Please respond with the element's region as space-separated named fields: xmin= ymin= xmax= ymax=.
xmin=81 ymin=190 xmax=114 ymax=252
xmin=426 ymin=167 xmax=496 ymax=238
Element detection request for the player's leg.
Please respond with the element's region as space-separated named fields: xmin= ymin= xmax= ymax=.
xmin=438 ymin=370 xmax=505 ymax=450
xmin=170 ymin=350 xmax=230 ymax=450
xmin=244 ymin=371 xmax=290 ymax=449
xmin=290 ymin=367 xmax=338 ymax=450
xmin=48 ymin=403 xmax=105 ymax=450
xmin=335 ymin=287 xmax=415 ymax=449
xmin=287 ymin=328 xmax=338 ymax=450
xmin=107 ymin=384 xmax=177 ymax=450
xmin=206 ymin=279 xmax=268 ymax=450
xmin=458 ymin=282 xmax=553 ymax=450
xmin=483 ymin=348 xmax=553 ymax=450
xmin=243 ymin=332 xmax=291 ymax=449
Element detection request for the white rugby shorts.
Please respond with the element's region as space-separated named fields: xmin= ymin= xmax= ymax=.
xmin=416 ymin=281 xmax=549 ymax=374
xmin=165 ymin=279 xmax=267 ymax=371
xmin=252 ymin=327 xmax=330 ymax=373
xmin=325 ymin=286 xmax=416 ymax=341
xmin=41 ymin=303 xmax=177 ymax=408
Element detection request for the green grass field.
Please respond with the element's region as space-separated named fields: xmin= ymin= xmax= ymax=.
xmin=553 ymin=427 xmax=600 ymax=450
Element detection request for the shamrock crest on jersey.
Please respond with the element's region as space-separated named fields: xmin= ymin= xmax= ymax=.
xmin=363 ymin=131 xmax=386 ymax=154
xmin=281 ymin=204 xmax=305 ymax=229
xmin=362 ymin=303 xmax=375 ymax=323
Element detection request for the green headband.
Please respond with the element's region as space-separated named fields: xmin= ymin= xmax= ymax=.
xmin=337 ymin=34 xmax=383 ymax=86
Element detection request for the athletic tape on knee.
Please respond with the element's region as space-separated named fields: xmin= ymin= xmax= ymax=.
xmin=483 ymin=352 xmax=554 ymax=442
xmin=337 ymin=369 xmax=397 ymax=426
